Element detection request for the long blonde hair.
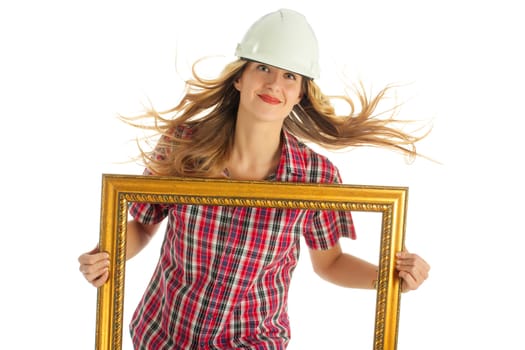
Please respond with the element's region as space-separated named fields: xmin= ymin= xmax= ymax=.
xmin=121 ymin=58 xmax=429 ymax=177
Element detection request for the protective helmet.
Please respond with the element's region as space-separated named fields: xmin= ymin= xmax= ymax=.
xmin=235 ymin=9 xmax=320 ymax=80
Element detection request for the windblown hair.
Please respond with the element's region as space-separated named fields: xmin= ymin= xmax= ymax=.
xmin=121 ymin=58 xmax=429 ymax=178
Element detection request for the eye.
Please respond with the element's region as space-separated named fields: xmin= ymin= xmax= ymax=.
xmin=256 ymin=64 xmax=270 ymax=72
xmin=284 ymin=72 xmax=297 ymax=80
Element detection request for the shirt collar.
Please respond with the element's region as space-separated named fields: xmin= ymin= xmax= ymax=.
xmin=275 ymin=130 xmax=306 ymax=181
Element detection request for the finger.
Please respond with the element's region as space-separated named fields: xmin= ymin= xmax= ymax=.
xmin=398 ymin=270 xmax=418 ymax=292
xmin=79 ymin=258 xmax=110 ymax=278
xmin=396 ymin=251 xmax=421 ymax=264
xmin=78 ymin=244 xmax=100 ymax=261
xmin=396 ymin=253 xmax=430 ymax=274
xmin=78 ymin=251 xmax=110 ymax=265
xmin=396 ymin=261 xmax=429 ymax=284
xmin=81 ymin=254 xmax=110 ymax=273
xmin=399 ymin=261 xmax=430 ymax=292
xmin=396 ymin=251 xmax=430 ymax=293
xmin=91 ymin=270 xmax=109 ymax=288
xmin=82 ymin=264 xmax=109 ymax=284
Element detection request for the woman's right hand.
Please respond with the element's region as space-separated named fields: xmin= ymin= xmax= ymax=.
xmin=78 ymin=246 xmax=110 ymax=288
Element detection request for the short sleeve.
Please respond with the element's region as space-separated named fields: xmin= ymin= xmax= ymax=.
xmin=300 ymin=152 xmax=357 ymax=249
xmin=128 ymin=125 xmax=195 ymax=224
xmin=128 ymin=167 xmax=170 ymax=224
xmin=128 ymin=201 xmax=170 ymax=225
xmin=303 ymin=209 xmax=356 ymax=250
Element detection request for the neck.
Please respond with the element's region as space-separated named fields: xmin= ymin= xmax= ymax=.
xmin=225 ymin=119 xmax=283 ymax=180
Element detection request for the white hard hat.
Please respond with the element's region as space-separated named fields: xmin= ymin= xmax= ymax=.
xmin=235 ymin=9 xmax=320 ymax=80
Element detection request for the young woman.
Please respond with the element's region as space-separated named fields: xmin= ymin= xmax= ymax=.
xmin=78 ymin=9 xmax=430 ymax=349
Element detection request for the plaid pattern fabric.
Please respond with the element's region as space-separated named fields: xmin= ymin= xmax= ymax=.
xmin=128 ymin=128 xmax=356 ymax=349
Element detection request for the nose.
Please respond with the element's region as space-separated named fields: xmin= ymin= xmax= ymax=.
xmin=264 ymin=70 xmax=283 ymax=88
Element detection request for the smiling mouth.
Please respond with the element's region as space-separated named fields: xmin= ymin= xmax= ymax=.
xmin=259 ymin=94 xmax=281 ymax=104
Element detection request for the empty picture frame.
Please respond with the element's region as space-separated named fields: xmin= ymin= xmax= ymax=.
xmin=95 ymin=174 xmax=407 ymax=350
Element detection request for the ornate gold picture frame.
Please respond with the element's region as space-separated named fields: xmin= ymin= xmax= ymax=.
xmin=95 ymin=174 xmax=407 ymax=350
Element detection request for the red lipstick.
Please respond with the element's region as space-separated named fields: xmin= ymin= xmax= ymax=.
xmin=259 ymin=94 xmax=281 ymax=105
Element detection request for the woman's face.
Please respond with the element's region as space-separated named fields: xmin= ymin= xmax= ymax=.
xmin=234 ymin=61 xmax=303 ymax=125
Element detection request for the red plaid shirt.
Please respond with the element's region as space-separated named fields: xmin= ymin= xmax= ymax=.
xmin=128 ymin=128 xmax=355 ymax=349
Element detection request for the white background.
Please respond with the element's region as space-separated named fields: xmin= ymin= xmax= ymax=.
xmin=1 ymin=1 xmax=523 ymax=349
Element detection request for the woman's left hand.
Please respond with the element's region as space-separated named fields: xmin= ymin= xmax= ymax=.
xmin=395 ymin=251 xmax=430 ymax=293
